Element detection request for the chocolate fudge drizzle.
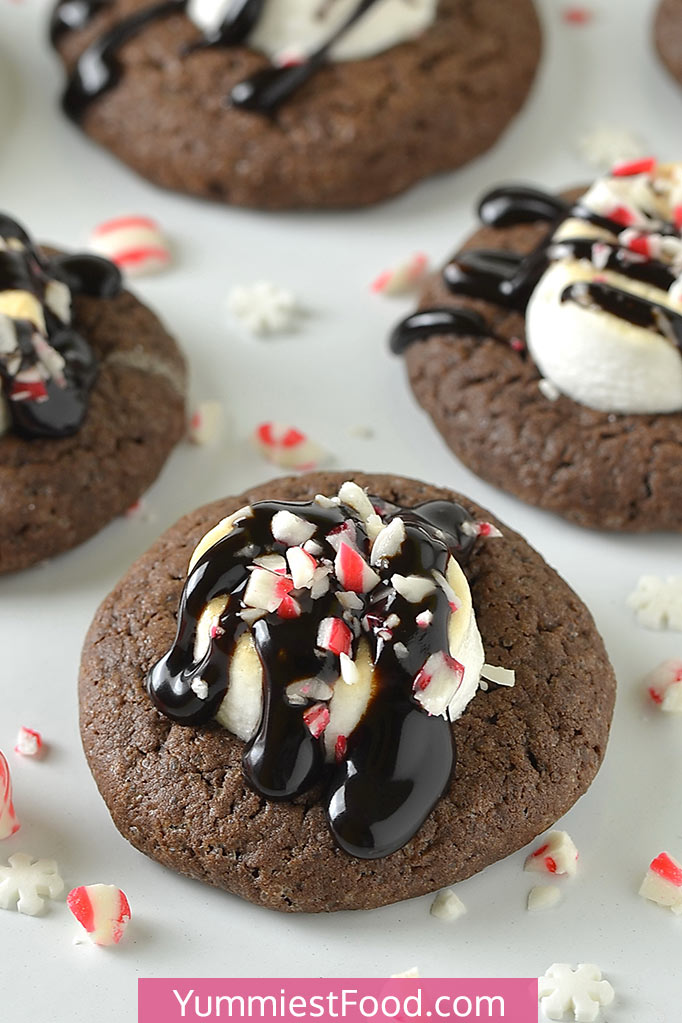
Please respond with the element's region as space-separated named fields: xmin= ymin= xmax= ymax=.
xmin=390 ymin=183 xmax=682 ymax=355
xmin=147 ymin=493 xmax=477 ymax=859
xmin=0 ymin=213 xmax=121 ymax=439
xmin=51 ymin=0 xmax=385 ymax=119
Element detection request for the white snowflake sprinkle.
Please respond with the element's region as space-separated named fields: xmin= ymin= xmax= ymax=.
xmin=627 ymin=576 xmax=682 ymax=631
xmin=0 ymin=853 xmax=64 ymax=916
xmin=538 ymin=964 xmax=614 ymax=1022
xmin=227 ymin=281 xmax=300 ymax=334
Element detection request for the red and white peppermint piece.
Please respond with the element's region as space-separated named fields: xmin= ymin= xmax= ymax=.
xmin=277 ymin=595 xmax=302 ymax=619
xmin=188 ymin=401 xmax=223 ymax=446
xmin=431 ymin=568 xmax=461 ymax=612
xmin=0 ymin=753 xmax=19 ymax=840
xmin=334 ymin=542 xmax=380 ymax=594
xmin=243 ymin=566 xmax=294 ymax=613
xmin=271 ymin=509 xmax=316 ymax=547
xmin=416 ymin=610 xmax=433 ymax=629
xmin=371 ymin=253 xmax=428 ymax=296
xmin=645 ymin=659 xmax=682 ymax=712
xmin=639 ymin=852 xmax=682 ymax=914
xmin=413 ymin=651 xmax=465 ymax=716
xmin=88 ymin=215 xmax=170 ymax=277
xmin=524 ymin=831 xmax=578 ymax=877
xmin=254 ymin=422 xmax=326 ymax=471
xmin=611 ymin=156 xmax=657 ymax=177
xmin=317 ymin=617 xmax=353 ymax=658
xmin=14 ymin=727 xmax=43 ymax=758
xmin=286 ymin=546 xmax=317 ymax=589
xmin=327 ymin=519 xmax=359 ymax=554
xmin=303 ymin=702 xmax=330 ymax=739
xmin=67 ymin=884 xmax=131 ymax=946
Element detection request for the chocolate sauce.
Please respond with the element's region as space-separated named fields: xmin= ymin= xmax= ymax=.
xmin=0 ymin=213 xmax=122 ymax=440
xmin=391 ymin=183 xmax=682 ymax=354
xmin=147 ymin=494 xmax=477 ymax=859
xmin=53 ymin=0 xmax=384 ymax=120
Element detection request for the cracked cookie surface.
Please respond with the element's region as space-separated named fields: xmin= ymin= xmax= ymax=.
xmin=655 ymin=0 xmax=682 ymax=86
xmin=79 ymin=471 xmax=615 ymax=913
xmin=51 ymin=0 xmax=541 ymax=209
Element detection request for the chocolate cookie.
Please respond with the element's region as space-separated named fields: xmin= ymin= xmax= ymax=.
xmin=392 ymin=167 xmax=682 ymax=531
xmin=79 ymin=471 xmax=615 ymax=913
xmin=655 ymin=0 xmax=682 ymax=86
xmin=0 ymin=214 xmax=186 ymax=573
xmin=50 ymin=0 xmax=541 ymax=210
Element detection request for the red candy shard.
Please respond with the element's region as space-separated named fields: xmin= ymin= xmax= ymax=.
xmin=277 ymin=595 xmax=301 ymax=619
xmin=545 ymin=857 xmax=558 ymax=874
xmin=303 ymin=703 xmax=330 ymax=739
xmin=562 ymin=5 xmax=592 ymax=23
xmin=609 ymin=205 xmax=635 ymax=227
xmin=674 ymin=205 xmax=682 ymax=231
xmin=335 ymin=735 xmax=347 ymax=762
xmin=650 ymin=852 xmax=682 ymax=888
xmin=612 ymin=157 xmax=657 ymax=177
xmin=0 ymin=751 xmax=20 ymax=840
xmin=257 ymin=423 xmax=305 ymax=449
xmin=334 ymin=542 xmax=379 ymax=594
xmin=67 ymin=884 xmax=131 ymax=946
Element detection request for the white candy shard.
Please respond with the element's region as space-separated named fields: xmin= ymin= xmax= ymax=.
xmin=390 ymin=967 xmax=420 ymax=979
xmin=371 ymin=252 xmax=429 ymax=296
xmin=271 ymin=510 xmax=316 ymax=547
xmin=527 ymin=885 xmax=561 ymax=912
xmin=310 ymin=564 xmax=332 ymax=599
xmin=243 ymin=566 xmax=294 ymax=613
xmin=191 ymin=678 xmax=209 ymax=700
xmin=189 ymin=400 xmax=223 ymax=445
xmin=628 ymin=576 xmax=682 ymax=631
xmin=639 ymin=851 xmax=682 ymax=914
xmin=480 ymin=663 xmax=516 ymax=688
xmin=253 ymin=553 xmax=287 ymax=572
xmin=285 ymin=678 xmax=333 ymax=706
xmin=338 ymin=481 xmax=375 ymax=521
xmin=525 ymin=831 xmax=579 ymax=878
xmin=539 ymin=378 xmax=561 ymax=402
xmin=431 ymin=568 xmax=461 ymax=612
xmin=286 ymin=546 xmax=317 ymax=589
xmin=0 ymin=853 xmax=64 ymax=915
xmin=89 ymin=214 xmax=170 ymax=277
xmin=67 ymin=884 xmax=131 ymax=946
xmin=370 ymin=517 xmax=406 ymax=565
xmin=538 ymin=964 xmax=614 ymax=1022
xmin=413 ymin=651 xmax=464 ymax=716
xmin=339 ymin=652 xmax=359 ymax=686
xmin=416 ymin=610 xmax=433 ymax=629
xmin=337 ymin=590 xmax=364 ymax=611
xmin=227 ymin=281 xmax=299 ymax=334
xmin=317 ymin=617 xmax=353 ymax=657
xmin=645 ymin=659 xmax=682 ymax=711
xmin=430 ymin=889 xmax=466 ymax=921
xmin=392 ymin=573 xmax=436 ymax=603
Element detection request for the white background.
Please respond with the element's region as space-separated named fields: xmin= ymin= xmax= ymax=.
xmin=0 ymin=1 xmax=681 ymax=1020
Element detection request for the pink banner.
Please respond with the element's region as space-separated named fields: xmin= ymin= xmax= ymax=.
xmin=138 ymin=978 xmax=537 ymax=1023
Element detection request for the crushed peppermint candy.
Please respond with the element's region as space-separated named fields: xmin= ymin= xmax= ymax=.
xmin=14 ymin=727 xmax=43 ymax=758
xmin=0 ymin=752 xmax=20 ymax=840
xmin=645 ymin=659 xmax=682 ymax=711
xmin=371 ymin=253 xmax=429 ymax=296
xmin=253 ymin=422 xmax=328 ymax=471
xmin=628 ymin=576 xmax=682 ymax=631
xmin=480 ymin=663 xmax=516 ymax=688
xmin=527 ymin=885 xmax=561 ymax=912
xmin=88 ymin=214 xmax=171 ymax=277
xmin=562 ymin=6 xmax=592 ymax=24
xmin=390 ymin=967 xmax=420 ymax=979
xmin=430 ymin=888 xmax=466 ymax=921
xmin=0 ymin=853 xmax=64 ymax=915
xmin=539 ymin=378 xmax=561 ymax=402
xmin=639 ymin=851 xmax=682 ymax=914
xmin=227 ymin=281 xmax=300 ymax=334
xmin=525 ymin=831 xmax=578 ymax=877
xmin=576 ymin=126 xmax=645 ymax=173
xmin=67 ymin=884 xmax=131 ymax=945
xmin=189 ymin=400 xmax=223 ymax=445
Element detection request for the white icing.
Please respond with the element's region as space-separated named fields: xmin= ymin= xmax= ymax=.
xmin=526 ymin=162 xmax=682 ymax=414
xmin=187 ymin=0 xmax=438 ymax=63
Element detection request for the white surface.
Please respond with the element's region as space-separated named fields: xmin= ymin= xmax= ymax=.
xmin=0 ymin=1 xmax=680 ymax=1020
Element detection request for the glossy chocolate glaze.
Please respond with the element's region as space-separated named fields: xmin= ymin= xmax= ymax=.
xmin=391 ymin=182 xmax=682 ymax=353
xmin=52 ymin=0 xmax=384 ymax=119
xmin=147 ymin=493 xmax=477 ymax=859
xmin=0 ymin=213 xmax=122 ymax=439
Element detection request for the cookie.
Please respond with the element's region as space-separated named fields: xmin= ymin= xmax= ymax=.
xmin=392 ymin=162 xmax=682 ymax=531
xmin=50 ymin=0 xmax=541 ymax=210
xmin=79 ymin=471 xmax=615 ymax=913
xmin=655 ymin=0 xmax=682 ymax=87
xmin=0 ymin=212 xmax=186 ymax=573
